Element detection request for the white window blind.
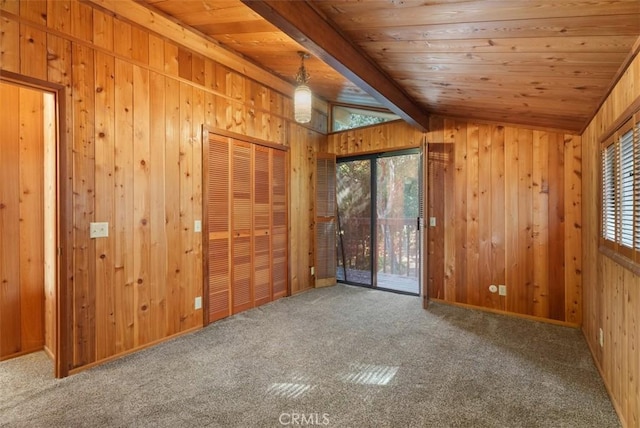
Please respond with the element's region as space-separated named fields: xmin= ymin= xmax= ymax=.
xmin=601 ymin=112 xmax=640 ymax=261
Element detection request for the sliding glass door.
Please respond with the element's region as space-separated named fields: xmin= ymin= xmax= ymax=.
xmin=336 ymin=150 xmax=422 ymax=295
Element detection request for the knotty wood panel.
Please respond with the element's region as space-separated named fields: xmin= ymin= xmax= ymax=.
xmin=2 ymin=0 xmax=317 ymax=375
xmin=0 ymin=82 xmax=45 ymax=360
xmin=582 ymin=51 xmax=640 ymax=428
xmin=272 ymin=148 xmax=288 ymax=299
xmin=426 ymin=118 xmax=581 ymax=322
xmin=324 ymin=117 xmax=581 ymax=324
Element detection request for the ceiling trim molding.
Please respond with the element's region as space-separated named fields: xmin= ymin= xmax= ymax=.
xmin=241 ymin=0 xmax=430 ymax=131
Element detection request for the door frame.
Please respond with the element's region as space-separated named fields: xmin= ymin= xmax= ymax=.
xmin=1 ymin=71 xmax=71 ymax=378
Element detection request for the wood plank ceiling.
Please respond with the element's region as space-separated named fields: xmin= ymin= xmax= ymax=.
xmin=139 ymin=0 xmax=640 ymax=132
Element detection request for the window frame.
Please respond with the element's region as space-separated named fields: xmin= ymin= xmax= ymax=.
xmin=599 ymin=106 xmax=640 ymax=269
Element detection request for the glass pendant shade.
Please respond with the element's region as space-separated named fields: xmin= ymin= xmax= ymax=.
xmin=294 ymin=84 xmax=312 ymax=124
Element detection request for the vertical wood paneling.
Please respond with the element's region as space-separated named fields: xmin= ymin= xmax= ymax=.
xmin=0 ymin=12 xmax=20 ymax=73
xmin=517 ymin=129 xmax=534 ymax=315
xmin=133 ymin=65 xmax=151 ymax=347
xmin=114 ymin=57 xmax=134 ymax=354
xmin=548 ymin=133 xmax=566 ymax=321
xmin=147 ymin=71 xmax=166 ymax=341
xmin=564 ymin=134 xmax=582 ymax=324
xmin=19 ymin=24 xmax=47 ymax=80
xmin=582 ymin=49 xmax=640 ymax=428
xmin=532 ymin=131 xmax=550 ymax=318
xmin=4 ymin=0 xmax=313 ymax=374
xmin=19 ymin=86 xmax=45 ymax=352
xmin=71 ymin=42 xmax=96 ymax=367
xmin=1 ymin=83 xmax=24 ymax=358
xmin=94 ymin=51 xmax=115 ymax=360
xmin=489 ymin=125 xmax=505 ymax=310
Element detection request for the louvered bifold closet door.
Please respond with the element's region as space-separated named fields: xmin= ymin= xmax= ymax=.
xmin=206 ymin=135 xmax=231 ymax=323
xmin=272 ymin=149 xmax=288 ymax=299
xmin=232 ymin=141 xmax=253 ymax=314
xmin=254 ymin=146 xmax=272 ymax=307
xmin=315 ymin=153 xmax=337 ymax=287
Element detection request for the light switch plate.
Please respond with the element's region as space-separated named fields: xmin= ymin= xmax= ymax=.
xmin=429 ymin=217 xmax=436 ymax=227
xmin=194 ymin=220 xmax=202 ymax=233
xmin=194 ymin=296 xmax=202 ymax=310
xmin=498 ymin=285 xmax=507 ymax=296
xmin=90 ymin=222 xmax=109 ymax=238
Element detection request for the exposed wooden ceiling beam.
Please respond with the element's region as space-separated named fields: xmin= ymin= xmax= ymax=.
xmin=241 ymin=0 xmax=430 ymax=131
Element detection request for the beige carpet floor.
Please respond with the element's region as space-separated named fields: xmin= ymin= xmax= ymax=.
xmin=0 ymin=284 xmax=619 ymax=427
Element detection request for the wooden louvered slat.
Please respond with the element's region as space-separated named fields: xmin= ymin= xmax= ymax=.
xmin=232 ymin=140 xmax=253 ymax=313
xmin=254 ymin=145 xmax=272 ymax=306
xmin=272 ymin=149 xmax=288 ymax=299
xmin=233 ymin=236 xmax=252 ymax=313
xmin=315 ymin=153 xmax=337 ymax=287
xmin=205 ymin=134 xmax=231 ymax=323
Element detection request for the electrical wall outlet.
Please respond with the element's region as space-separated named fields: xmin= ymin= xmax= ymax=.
xmin=89 ymin=222 xmax=109 ymax=238
xmin=311 ymin=266 xmax=315 ymax=276
xmin=429 ymin=217 xmax=436 ymax=227
xmin=498 ymin=285 xmax=507 ymax=296
xmin=194 ymin=220 xmax=202 ymax=233
xmin=194 ymin=296 xmax=202 ymax=310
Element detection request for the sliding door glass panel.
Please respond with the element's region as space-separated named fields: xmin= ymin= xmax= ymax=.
xmin=376 ymin=153 xmax=420 ymax=294
xmin=336 ymin=159 xmax=372 ymax=286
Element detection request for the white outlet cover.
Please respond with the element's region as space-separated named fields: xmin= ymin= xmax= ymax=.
xmin=194 ymin=220 xmax=202 ymax=233
xmin=498 ymin=285 xmax=507 ymax=296
xmin=89 ymin=222 xmax=109 ymax=238
xmin=194 ymin=296 xmax=202 ymax=310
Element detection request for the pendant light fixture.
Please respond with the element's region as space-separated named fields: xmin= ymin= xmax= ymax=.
xmin=294 ymin=51 xmax=312 ymax=124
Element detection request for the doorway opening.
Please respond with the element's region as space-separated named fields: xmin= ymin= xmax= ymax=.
xmin=336 ymin=149 xmax=423 ymax=295
xmin=0 ymin=78 xmax=61 ymax=377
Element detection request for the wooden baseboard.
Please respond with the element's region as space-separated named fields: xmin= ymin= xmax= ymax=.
xmin=429 ymin=298 xmax=581 ymax=328
xmin=68 ymin=325 xmax=202 ymax=376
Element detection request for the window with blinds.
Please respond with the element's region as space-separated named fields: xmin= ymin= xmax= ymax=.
xmin=601 ymin=110 xmax=640 ymax=262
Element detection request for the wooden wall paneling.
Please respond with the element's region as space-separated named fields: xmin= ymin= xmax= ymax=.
xmin=164 ymin=76 xmax=181 ymax=335
xmin=288 ymin=124 xmax=317 ymax=295
xmin=517 ymin=129 xmax=534 ymax=315
xmin=232 ymin=140 xmax=253 ymax=313
xmin=92 ymin=8 xmax=114 ymax=51
xmin=133 ymin=64 xmax=151 ymax=347
xmin=205 ymin=134 xmax=231 ymax=323
xmin=532 ymin=131 xmax=550 ymax=318
xmin=489 ymin=125 xmax=505 ymax=310
xmin=148 ymin=71 xmax=167 ymax=340
xmin=94 ymin=51 xmax=115 ymax=360
xmin=163 ymin=41 xmax=179 ymax=77
xmin=71 ymin=42 xmax=96 ymax=367
xmin=148 ymin=34 xmax=164 ymax=71
xmin=464 ymin=122 xmax=479 ymax=305
xmin=192 ymin=89 xmax=204 ymax=324
xmin=478 ymin=124 xmax=493 ymax=308
xmin=443 ymin=122 xmax=459 ymax=301
xmin=178 ymin=48 xmax=192 ymax=81
xmin=19 ymin=0 xmax=46 ymax=25
xmin=253 ymin=145 xmax=271 ymax=307
xmin=548 ymin=133 xmax=566 ymax=321
xmin=70 ymin=1 xmax=92 ymax=43
xmin=114 ymin=57 xmax=134 ymax=354
xmin=131 ymin=26 xmax=149 ymax=65
xmin=0 ymin=11 xmax=20 ymax=73
xmin=46 ymin=0 xmax=70 ymax=35
xmin=191 ymin=53 xmax=205 ymax=86
xmin=272 ymin=148 xmax=288 ymax=299
xmin=179 ymin=82 xmax=195 ymax=328
xmin=427 ymin=143 xmax=451 ymax=300
xmin=43 ymin=90 xmax=56 ymax=358
xmin=0 ymin=82 xmax=22 ymax=358
xmin=504 ymin=127 xmax=519 ymax=314
xmin=113 ymin=19 xmax=132 ymax=59
xmin=564 ymin=134 xmax=582 ymax=324
xmin=19 ymin=24 xmax=47 ymax=80
xmin=19 ymin=86 xmax=45 ymax=352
